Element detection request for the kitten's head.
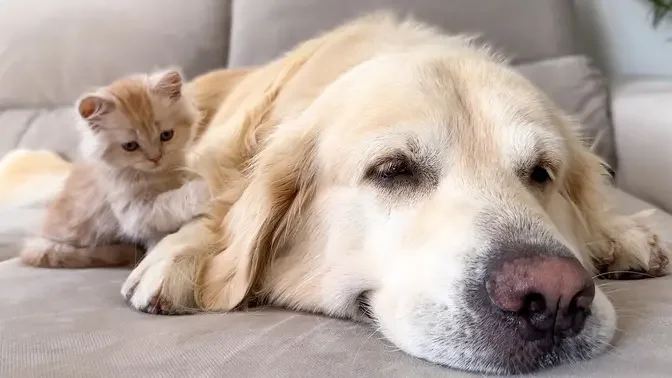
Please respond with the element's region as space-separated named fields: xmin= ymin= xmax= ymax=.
xmin=76 ymin=70 xmax=198 ymax=172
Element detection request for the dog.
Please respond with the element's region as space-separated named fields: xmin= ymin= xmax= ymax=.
xmin=121 ymin=13 xmax=670 ymax=374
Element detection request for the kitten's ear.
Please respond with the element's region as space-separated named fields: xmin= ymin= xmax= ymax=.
xmin=149 ymin=70 xmax=183 ymax=100
xmin=77 ymin=93 xmax=115 ymax=121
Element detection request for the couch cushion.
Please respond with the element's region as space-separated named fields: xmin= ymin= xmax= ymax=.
xmin=228 ymin=0 xmax=578 ymax=68
xmin=612 ymin=79 xmax=672 ymax=214
xmin=0 ymin=108 xmax=80 ymax=160
xmin=1 ymin=189 xmax=671 ymax=377
xmin=516 ymin=56 xmax=617 ymax=169
xmin=0 ymin=0 xmax=231 ymax=108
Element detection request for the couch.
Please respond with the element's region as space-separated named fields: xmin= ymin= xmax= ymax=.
xmin=1 ymin=1 xmax=671 ymax=376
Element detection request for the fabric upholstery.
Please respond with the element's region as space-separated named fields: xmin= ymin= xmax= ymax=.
xmin=1 ymin=188 xmax=671 ymax=377
xmin=228 ymin=0 xmax=578 ymax=68
xmin=0 ymin=0 xmax=231 ymax=108
xmin=516 ymin=55 xmax=617 ymax=169
xmin=0 ymin=108 xmax=80 ymax=160
xmin=611 ymin=78 xmax=672 ymax=214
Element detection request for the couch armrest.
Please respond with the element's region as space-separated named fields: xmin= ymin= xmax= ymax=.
xmin=611 ymin=77 xmax=672 ymax=213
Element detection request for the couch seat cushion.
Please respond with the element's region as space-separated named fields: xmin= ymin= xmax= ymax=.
xmin=2 ymin=189 xmax=672 ymax=377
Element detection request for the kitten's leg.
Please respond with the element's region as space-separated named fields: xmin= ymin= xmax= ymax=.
xmin=122 ymin=218 xmax=216 ymax=314
xmin=20 ymin=237 xmax=142 ymax=268
xmin=117 ymin=179 xmax=210 ymax=237
xmin=586 ymin=210 xmax=670 ymax=279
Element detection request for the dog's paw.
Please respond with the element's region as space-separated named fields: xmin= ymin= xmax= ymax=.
xmin=643 ymin=232 xmax=670 ymax=276
xmin=122 ymin=257 xmax=195 ymax=315
xmin=597 ymin=212 xmax=670 ymax=279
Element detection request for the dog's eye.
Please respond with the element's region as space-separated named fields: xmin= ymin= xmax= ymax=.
xmin=530 ymin=165 xmax=552 ymax=184
xmin=368 ymin=158 xmax=412 ymax=181
xmin=365 ymin=155 xmax=423 ymax=190
xmin=379 ymin=160 xmax=411 ymax=179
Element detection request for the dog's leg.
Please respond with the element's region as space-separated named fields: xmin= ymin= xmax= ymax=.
xmin=586 ymin=209 xmax=670 ymax=279
xmin=122 ymin=219 xmax=217 ymax=314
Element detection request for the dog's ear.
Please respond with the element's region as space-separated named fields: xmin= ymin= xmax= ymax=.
xmin=195 ymin=123 xmax=318 ymax=311
xmin=558 ymin=116 xmax=616 ymax=273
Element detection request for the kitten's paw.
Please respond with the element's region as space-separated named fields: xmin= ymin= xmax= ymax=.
xmin=122 ymin=255 xmax=195 ymax=315
xmin=597 ymin=212 xmax=670 ymax=279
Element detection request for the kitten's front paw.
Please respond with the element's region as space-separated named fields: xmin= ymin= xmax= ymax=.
xmin=597 ymin=212 xmax=670 ymax=279
xmin=122 ymin=251 xmax=195 ymax=315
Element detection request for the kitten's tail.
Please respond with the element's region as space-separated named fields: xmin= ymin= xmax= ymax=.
xmin=19 ymin=237 xmax=142 ymax=268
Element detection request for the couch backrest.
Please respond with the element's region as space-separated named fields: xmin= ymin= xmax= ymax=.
xmin=228 ymin=0 xmax=580 ymax=68
xmin=0 ymin=0 xmax=232 ymax=108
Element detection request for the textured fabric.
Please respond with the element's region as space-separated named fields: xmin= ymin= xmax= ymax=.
xmin=1 ymin=189 xmax=671 ymax=377
xmin=228 ymin=0 xmax=578 ymax=68
xmin=0 ymin=107 xmax=80 ymax=160
xmin=516 ymin=56 xmax=617 ymax=169
xmin=0 ymin=0 xmax=231 ymax=108
xmin=612 ymin=78 xmax=672 ymax=214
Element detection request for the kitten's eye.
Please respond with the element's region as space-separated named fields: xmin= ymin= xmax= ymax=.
xmin=121 ymin=141 xmax=140 ymax=152
xmin=530 ymin=165 xmax=552 ymax=184
xmin=160 ymin=130 xmax=174 ymax=142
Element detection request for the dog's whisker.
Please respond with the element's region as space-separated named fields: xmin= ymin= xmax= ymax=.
xmin=592 ymin=270 xmax=656 ymax=279
xmin=352 ymin=326 xmax=383 ymax=366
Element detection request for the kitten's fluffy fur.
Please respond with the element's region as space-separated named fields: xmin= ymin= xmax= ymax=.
xmin=20 ymin=70 xmax=209 ymax=268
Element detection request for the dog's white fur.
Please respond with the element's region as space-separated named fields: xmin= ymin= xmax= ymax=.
xmin=122 ymin=14 xmax=670 ymax=374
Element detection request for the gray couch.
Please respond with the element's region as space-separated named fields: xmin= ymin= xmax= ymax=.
xmin=2 ymin=1 xmax=672 ymax=376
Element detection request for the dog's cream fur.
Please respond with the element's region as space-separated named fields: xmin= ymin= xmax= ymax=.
xmin=122 ymin=14 xmax=669 ymax=374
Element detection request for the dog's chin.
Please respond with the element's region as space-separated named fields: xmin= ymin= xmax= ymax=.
xmin=369 ymin=289 xmax=616 ymax=375
xmin=419 ymin=334 xmax=611 ymax=375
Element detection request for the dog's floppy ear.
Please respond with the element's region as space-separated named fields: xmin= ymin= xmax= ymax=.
xmin=195 ymin=123 xmax=318 ymax=311
xmin=558 ymin=116 xmax=618 ymax=273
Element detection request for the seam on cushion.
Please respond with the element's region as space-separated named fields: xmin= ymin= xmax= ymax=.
xmin=14 ymin=109 xmax=44 ymax=149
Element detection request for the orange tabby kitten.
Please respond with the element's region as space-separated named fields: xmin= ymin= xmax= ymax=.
xmin=20 ymin=70 xmax=210 ymax=268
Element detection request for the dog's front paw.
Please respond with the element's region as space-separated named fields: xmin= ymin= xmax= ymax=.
xmin=185 ymin=179 xmax=211 ymax=214
xmin=597 ymin=211 xmax=670 ymax=279
xmin=644 ymin=232 xmax=670 ymax=277
xmin=122 ymin=255 xmax=195 ymax=315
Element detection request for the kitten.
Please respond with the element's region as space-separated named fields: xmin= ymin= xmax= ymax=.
xmin=20 ymin=70 xmax=210 ymax=268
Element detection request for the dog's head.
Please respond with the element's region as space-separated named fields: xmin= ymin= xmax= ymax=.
xmin=203 ymin=47 xmax=616 ymax=374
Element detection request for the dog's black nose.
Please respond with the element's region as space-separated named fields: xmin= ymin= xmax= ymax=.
xmin=486 ymin=255 xmax=595 ymax=344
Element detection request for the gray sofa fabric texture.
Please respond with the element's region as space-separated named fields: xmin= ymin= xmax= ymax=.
xmin=229 ymin=0 xmax=579 ymax=68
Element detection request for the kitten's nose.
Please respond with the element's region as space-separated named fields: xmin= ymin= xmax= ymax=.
xmin=148 ymin=152 xmax=162 ymax=163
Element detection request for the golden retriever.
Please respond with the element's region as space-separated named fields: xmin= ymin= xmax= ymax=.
xmin=121 ymin=13 xmax=669 ymax=374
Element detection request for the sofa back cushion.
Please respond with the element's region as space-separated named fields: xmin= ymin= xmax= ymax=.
xmin=0 ymin=0 xmax=231 ymax=108
xmin=228 ymin=0 xmax=579 ymax=67
xmin=516 ymin=56 xmax=617 ymax=168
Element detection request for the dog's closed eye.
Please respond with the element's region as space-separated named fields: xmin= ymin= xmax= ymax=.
xmin=365 ymin=154 xmax=420 ymax=189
